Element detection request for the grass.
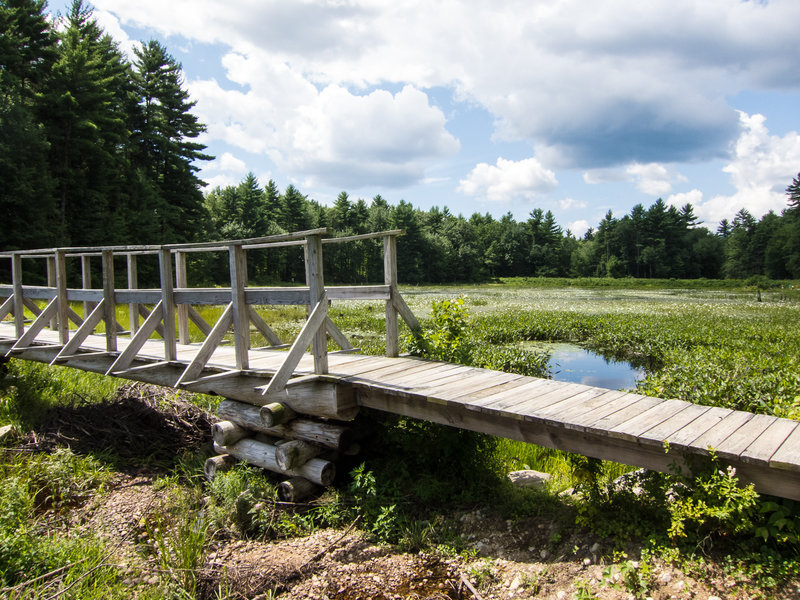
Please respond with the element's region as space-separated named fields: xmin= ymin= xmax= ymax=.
xmin=3 ymin=279 xmax=800 ymax=596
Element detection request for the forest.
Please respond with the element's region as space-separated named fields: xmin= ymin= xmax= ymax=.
xmin=2 ymin=0 xmax=800 ymax=285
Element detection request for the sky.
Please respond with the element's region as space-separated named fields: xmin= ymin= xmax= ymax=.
xmin=48 ymin=0 xmax=800 ymax=236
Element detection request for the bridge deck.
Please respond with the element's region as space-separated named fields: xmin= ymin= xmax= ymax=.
xmin=2 ymin=320 xmax=799 ymax=500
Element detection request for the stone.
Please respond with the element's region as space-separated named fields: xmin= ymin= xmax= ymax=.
xmin=508 ymin=470 xmax=552 ymax=489
xmin=589 ymin=542 xmax=600 ymax=554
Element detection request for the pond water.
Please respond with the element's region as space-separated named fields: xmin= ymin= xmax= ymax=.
xmin=521 ymin=342 xmax=645 ymax=391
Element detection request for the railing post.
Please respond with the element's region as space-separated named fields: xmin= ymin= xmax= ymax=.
xmin=305 ymin=233 xmax=328 ymax=374
xmin=54 ymin=249 xmax=69 ymax=344
xmin=384 ymin=234 xmax=399 ymax=357
xmin=158 ymin=248 xmax=177 ymax=361
xmin=102 ymin=249 xmax=117 ymax=352
xmin=12 ymin=253 xmax=24 ymax=338
xmin=126 ymin=254 xmax=139 ymax=334
xmin=175 ymin=250 xmax=190 ymax=344
xmin=46 ymin=255 xmax=57 ymax=330
xmin=81 ymin=255 xmax=93 ymax=319
xmin=229 ymin=243 xmax=249 ymax=370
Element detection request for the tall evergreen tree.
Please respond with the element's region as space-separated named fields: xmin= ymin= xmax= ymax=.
xmin=132 ymin=39 xmax=211 ymax=242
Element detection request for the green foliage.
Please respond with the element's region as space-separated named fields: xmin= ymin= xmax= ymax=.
xmin=147 ymin=507 xmax=208 ymax=596
xmin=407 ymin=296 xmax=473 ymax=364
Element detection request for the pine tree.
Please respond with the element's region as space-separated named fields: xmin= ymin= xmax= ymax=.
xmin=132 ymin=39 xmax=211 ymax=242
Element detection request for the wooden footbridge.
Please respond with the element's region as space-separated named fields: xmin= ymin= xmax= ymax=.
xmin=2 ymin=229 xmax=800 ymax=500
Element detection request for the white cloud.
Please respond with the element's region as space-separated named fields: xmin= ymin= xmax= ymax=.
xmin=217 ymin=152 xmax=247 ymax=173
xmin=670 ymin=113 xmax=800 ymax=225
xmin=568 ymin=219 xmax=591 ymax=238
xmin=458 ymin=157 xmax=558 ymax=203
xmin=560 ymin=197 xmax=587 ymax=210
xmin=87 ymin=0 xmax=800 ymax=199
xmin=625 ymin=163 xmax=687 ymax=196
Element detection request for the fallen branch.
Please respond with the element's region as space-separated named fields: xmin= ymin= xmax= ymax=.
xmin=460 ymin=572 xmax=485 ymax=600
xmin=298 ymin=515 xmax=361 ymax=572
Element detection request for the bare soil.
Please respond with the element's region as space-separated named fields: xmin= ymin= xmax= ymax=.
xmin=16 ymin=384 xmax=792 ymax=599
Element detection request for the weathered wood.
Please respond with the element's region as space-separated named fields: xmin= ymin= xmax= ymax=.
xmin=138 ymin=304 xmax=165 ymax=338
xmin=106 ymin=301 xmax=164 ymax=374
xmin=51 ymin=300 xmax=106 ymax=364
xmin=204 ymin=454 xmax=237 ymax=481
xmin=275 ymin=439 xmax=323 ymax=470
xmin=126 ymin=254 xmax=139 ymax=334
xmin=175 ymin=303 xmax=233 ymax=387
xmin=259 ymin=402 xmax=297 ymax=427
xmin=102 ymin=249 xmax=117 ymax=352
xmin=322 ymin=229 xmax=404 ymax=244
xmin=158 ymin=248 xmax=176 ymax=361
xmin=278 ymin=477 xmax=319 ymax=502
xmin=0 ymin=296 xmax=12 ymax=322
xmin=81 ymin=255 xmax=94 ymax=321
xmin=247 ymin=305 xmax=282 ymax=346
xmin=739 ymin=418 xmax=798 ymax=466
xmin=46 ymin=255 xmax=57 ymax=330
xmin=770 ymin=426 xmax=800 ymax=472
xmin=175 ymin=251 xmax=190 ymax=344
xmin=384 ymin=234 xmax=399 ymax=357
xmin=712 ymin=413 xmax=776 ymax=461
xmin=211 ymin=420 xmax=249 ymax=447
xmin=218 ymin=437 xmax=336 ymax=486
xmin=187 ymin=305 xmax=213 ymax=337
xmin=54 ymin=250 xmax=68 ymax=344
xmin=305 ymin=234 xmax=328 ymax=374
xmin=326 ymin=285 xmax=391 ymax=301
xmin=324 ymin=316 xmax=353 ymax=351
xmin=12 ymin=253 xmax=24 ymax=337
xmin=229 ymin=244 xmax=249 ymax=369
xmin=218 ymin=399 xmax=351 ymax=449
xmin=260 ymin=295 xmax=328 ymax=397
xmin=7 ymin=298 xmax=58 ymax=354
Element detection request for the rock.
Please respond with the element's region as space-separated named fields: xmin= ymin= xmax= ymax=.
xmin=508 ymin=470 xmax=552 ymax=489
xmin=509 ymin=574 xmax=522 ymax=591
xmin=589 ymin=542 xmax=600 ymax=554
xmin=658 ymin=572 xmax=672 ymax=584
xmin=540 ymin=549 xmax=549 ymax=560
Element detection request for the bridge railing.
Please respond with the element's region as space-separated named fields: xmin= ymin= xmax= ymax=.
xmin=0 ymin=228 xmax=420 ymax=397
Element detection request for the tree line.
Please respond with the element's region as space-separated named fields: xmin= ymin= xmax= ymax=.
xmin=204 ymin=174 xmax=800 ymax=285
xmin=2 ymin=1 xmax=799 ymax=285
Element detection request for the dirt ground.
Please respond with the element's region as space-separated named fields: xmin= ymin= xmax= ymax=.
xmin=16 ymin=384 xmax=791 ymax=599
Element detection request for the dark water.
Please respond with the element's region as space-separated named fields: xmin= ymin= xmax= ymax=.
xmin=523 ymin=342 xmax=644 ymax=390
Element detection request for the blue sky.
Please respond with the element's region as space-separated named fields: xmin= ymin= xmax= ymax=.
xmin=49 ymin=0 xmax=800 ymax=236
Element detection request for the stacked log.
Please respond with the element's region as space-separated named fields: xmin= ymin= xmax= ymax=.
xmin=205 ymin=397 xmax=356 ymax=502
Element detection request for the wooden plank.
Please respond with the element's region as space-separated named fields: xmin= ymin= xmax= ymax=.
xmin=385 ymin=363 xmax=475 ymax=388
xmin=502 ymin=382 xmax=598 ymax=416
xmin=739 ymin=418 xmax=798 ymax=466
xmin=51 ymin=300 xmax=106 ymax=364
xmin=324 ymin=316 xmax=353 ymax=351
xmin=435 ymin=372 xmax=525 ymax=401
xmin=305 ymin=234 xmax=327 ymax=374
xmin=460 ymin=376 xmax=535 ymax=403
xmin=106 ymin=301 xmax=164 ymax=375
xmin=248 ymin=306 xmax=282 ymax=346
xmin=336 ymin=356 xmax=405 ymax=377
xmin=54 ymin=250 xmax=69 ymax=343
xmin=224 ymin=246 xmax=247 ymax=368
xmin=770 ymin=426 xmax=800 ymax=472
xmin=712 ymin=413 xmax=776 ymax=461
xmin=46 ymin=255 xmax=57 ymax=330
xmin=607 ymin=399 xmax=689 ymax=441
xmin=638 ymin=403 xmax=712 ymax=445
xmin=260 ymin=294 xmax=328 ymax=396
xmin=158 ymin=248 xmax=177 ymax=361
xmin=138 ymin=304 xmax=165 ymax=338
xmin=327 ymin=285 xmax=391 ymax=301
xmin=175 ymin=251 xmax=190 ymax=344
xmin=584 ymin=396 xmax=665 ymax=433
xmin=126 ymin=254 xmax=139 ymax=334
xmin=561 ymin=393 xmax=649 ymax=431
xmin=81 ymin=255 xmax=94 ymax=319
xmin=7 ymin=298 xmax=58 ymax=354
xmin=662 ymin=406 xmax=733 ymax=449
xmin=187 ymin=305 xmax=213 ymax=336
xmin=322 ymin=229 xmax=404 ymax=244
xmin=473 ymin=379 xmax=560 ymax=411
xmin=384 ymin=234 xmax=399 ymax=357
xmin=0 ymin=296 xmax=12 ymax=321
xmin=12 ymin=253 xmax=24 ymax=337
xmin=102 ymin=249 xmax=117 ymax=352
xmin=538 ymin=389 xmax=627 ymax=421
xmin=392 ymin=291 xmax=421 ymax=331
xmin=687 ymin=410 xmax=755 ymax=452
xmin=175 ymin=303 xmax=233 ymax=387
xmin=346 ymin=360 xmax=448 ymax=387
xmin=245 ymin=288 xmax=311 ymax=306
